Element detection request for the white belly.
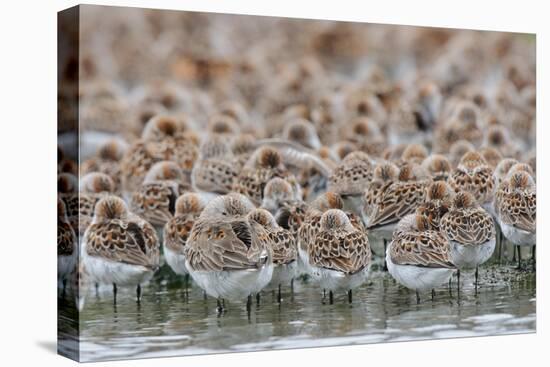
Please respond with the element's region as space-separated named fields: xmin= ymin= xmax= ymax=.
xmin=309 ymin=265 xmax=370 ymax=292
xmin=186 ymin=263 xmax=273 ymax=301
xmin=266 ymin=261 xmax=298 ymax=290
xmin=58 ymin=253 xmax=77 ymax=281
xmin=163 ymin=245 xmax=188 ymax=276
xmin=450 ymin=239 xmax=496 ymax=269
xmin=386 ymin=252 xmax=454 ymax=292
xmin=500 ymin=223 xmax=536 ymax=247
xmin=297 ymin=246 xmax=312 ymax=276
xmin=82 ymin=250 xmax=154 ymax=287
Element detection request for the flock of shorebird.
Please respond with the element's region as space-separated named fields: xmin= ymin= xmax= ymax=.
xmin=57 ymin=19 xmax=535 ymax=313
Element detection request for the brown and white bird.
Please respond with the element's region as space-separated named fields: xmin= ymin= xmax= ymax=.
xmin=387 ymin=213 xmax=456 ymax=303
xmin=233 ymin=146 xmax=292 ymax=206
xmin=261 ymin=177 xmax=308 ymax=236
xmin=422 ymin=154 xmax=453 ymax=182
xmin=184 ymin=193 xmax=273 ymax=312
xmin=308 ymin=209 xmax=371 ymax=304
xmin=297 ymin=192 xmax=345 ymax=276
xmin=192 ymin=134 xmax=238 ymax=194
xmin=130 ymin=161 xmax=188 ymax=228
xmin=58 ymin=199 xmax=77 ymax=291
xmin=440 ymin=191 xmax=496 ymax=288
xmin=121 ymin=115 xmax=198 ymax=195
xmin=362 ymin=162 xmax=430 ymax=264
xmin=449 ymin=151 xmax=495 ymax=213
xmin=82 ymin=196 xmax=160 ymax=303
xmin=494 ymin=171 xmax=536 ymax=269
xmin=328 ymin=151 xmax=373 ymax=215
xmin=77 ymin=172 xmax=117 ymax=236
xmin=248 ymin=208 xmax=297 ymax=303
xmin=163 ymin=193 xmax=208 ymax=284
xmin=81 ymin=139 xmax=128 ymax=194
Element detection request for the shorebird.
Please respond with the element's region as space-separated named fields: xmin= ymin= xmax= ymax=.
xmin=282 ymin=118 xmax=322 ymax=150
xmin=297 ymin=192 xmax=344 ymax=276
xmin=248 ymin=208 xmax=297 ymax=303
xmin=81 ymin=139 xmax=128 ymax=194
xmin=233 ymin=146 xmax=291 ymax=206
xmin=440 ymin=191 xmax=496 ymax=289
xmin=387 ymin=213 xmax=456 ymax=303
xmin=422 ymin=154 xmax=452 ymax=182
xmin=184 ymin=194 xmax=273 ymax=312
xmin=58 ymin=199 xmax=77 ymax=291
xmin=308 ymin=209 xmax=372 ymax=304
xmin=328 ymin=151 xmax=373 ymax=216
xmin=362 ymin=162 xmax=430 ymax=269
xmin=130 ymin=161 xmax=188 ymax=228
xmin=163 ymin=193 xmax=208 ymax=291
xmin=449 ymin=151 xmax=495 ymax=213
xmin=494 ymin=171 xmax=536 ymax=269
xmin=121 ymin=115 xmax=198 ymax=196
xmin=82 ymin=196 xmax=160 ymax=303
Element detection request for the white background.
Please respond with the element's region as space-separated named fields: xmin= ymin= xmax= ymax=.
xmin=0 ymin=0 xmax=546 ymax=366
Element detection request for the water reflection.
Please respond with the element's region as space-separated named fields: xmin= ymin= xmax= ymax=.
xmin=58 ymin=265 xmax=535 ymax=362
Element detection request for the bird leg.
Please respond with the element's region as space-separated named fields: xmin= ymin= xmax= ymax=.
xmin=475 ymin=266 xmax=479 ymax=294
xmin=184 ymin=274 xmax=190 ymax=299
xmin=348 ymin=289 xmax=353 ymax=304
xmin=383 ymin=239 xmax=388 ymax=271
xmin=246 ymin=295 xmax=252 ymax=313
xmin=517 ymin=246 xmax=522 ymax=270
xmin=136 ymin=284 xmax=142 ymax=303
xmin=431 ymin=289 xmax=435 ymax=301
xmin=113 ymin=283 xmax=117 ymax=305
xmin=416 ymin=290 xmax=420 ymax=304
xmin=329 ymin=290 xmax=334 ymax=305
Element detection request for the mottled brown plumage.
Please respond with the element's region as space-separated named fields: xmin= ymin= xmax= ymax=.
xmin=308 ymin=209 xmax=371 ymax=274
xmin=84 ymin=196 xmax=160 ymax=269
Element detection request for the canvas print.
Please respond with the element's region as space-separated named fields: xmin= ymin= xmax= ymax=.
xmin=57 ymin=5 xmax=536 ymax=362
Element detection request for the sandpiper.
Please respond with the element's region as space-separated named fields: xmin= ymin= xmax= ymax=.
xmin=82 ymin=196 xmax=160 ymax=303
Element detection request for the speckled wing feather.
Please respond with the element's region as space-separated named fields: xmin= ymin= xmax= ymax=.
xmin=367 ymin=181 xmax=428 ymax=228
xmin=163 ymin=213 xmax=197 ymax=254
xmin=297 ymin=211 xmax=323 ymax=252
xmin=416 ymin=201 xmax=449 ymax=231
xmin=79 ymin=194 xmax=103 ymax=235
xmin=130 ymin=182 xmax=178 ymax=226
xmin=185 ymin=219 xmax=272 ymax=272
xmin=233 ymin=167 xmax=287 ymax=205
xmin=192 ymin=158 xmax=237 ymax=194
xmin=60 ymin=193 xmax=80 ymax=233
xmin=362 ymin=181 xmax=391 ymax=219
xmin=145 ymin=138 xmax=198 ymax=173
xmin=121 ymin=141 xmax=156 ymax=192
xmin=449 ymin=167 xmax=494 ymax=204
xmin=309 ymin=229 xmax=371 ymax=274
xmin=268 ymin=227 xmax=297 ymax=265
xmin=274 ymin=200 xmax=308 ymax=235
xmin=58 ymin=220 xmax=76 ymax=256
xmin=498 ymin=191 xmax=536 ymax=232
xmin=389 ymin=231 xmax=455 ymax=268
xmin=328 ymin=160 xmax=372 ymax=196
xmin=85 ymin=219 xmax=159 ymax=269
xmin=440 ymin=208 xmax=495 ymax=245
xmin=347 ymin=211 xmax=366 ymax=232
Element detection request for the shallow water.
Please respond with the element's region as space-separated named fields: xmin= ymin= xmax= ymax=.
xmin=58 ymin=258 xmax=536 ymax=362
